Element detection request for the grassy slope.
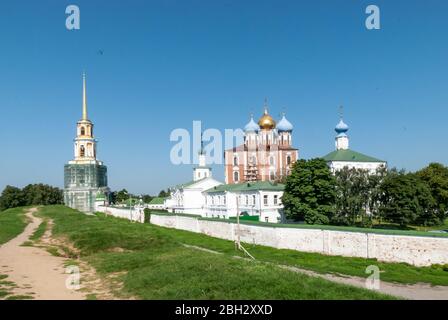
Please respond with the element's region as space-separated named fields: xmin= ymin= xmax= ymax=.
xmin=40 ymin=205 xmax=394 ymax=300
xmin=0 ymin=207 xmax=28 ymax=245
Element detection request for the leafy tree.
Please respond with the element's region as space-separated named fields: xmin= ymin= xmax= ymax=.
xmin=158 ymin=189 xmax=171 ymax=198
xmin=22 ymin=184 xmax=63 ymax=206
xmin=282 ymin=158 xmax=336 ymax=224
xmin=0 ymin=186 xmax=25 ymax=211
xmin=142 ymin=194 xmax=154 ymax=204
xmin=333 ymin=168 xmax=371 ymax=226
xmin=111 ymin=189 xmax=130 ymax=204
xmin=416 ymin=163 xmax=448 ymax=224
xmin=379 ymin=172 xmax=437 ymax=227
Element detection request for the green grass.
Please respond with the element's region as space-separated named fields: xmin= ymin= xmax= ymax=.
xmin=150 ymin=224 xmax=448 ymax=286
xmin=0 ymin=274 xmax=19 ymax=300
xmin=29 ymin=220 xmax=47 ymax=241
xmin=6 ymin=295 xmax=33 ymax=300
xmin=0 ymin=207 xmax=28 ymax=245
xmin=39 ymin=205 xmax=394 ymax=300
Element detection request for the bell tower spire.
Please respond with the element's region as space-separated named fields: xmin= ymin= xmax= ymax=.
xmin=82 ymin=72 xmax=88 ymax=120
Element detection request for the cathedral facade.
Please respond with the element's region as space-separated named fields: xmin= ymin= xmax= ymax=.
xmin=64 ymin=74 xmax=110 ymax=212
xmin=224 ymin=104 xmax=298 ymax=184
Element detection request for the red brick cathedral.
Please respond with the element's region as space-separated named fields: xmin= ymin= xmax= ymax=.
xmin=224 ymin=104 xmax=298 ymax=184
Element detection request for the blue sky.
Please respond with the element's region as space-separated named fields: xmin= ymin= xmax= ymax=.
xmin=0 ymin=0 xmax=447 ymax=195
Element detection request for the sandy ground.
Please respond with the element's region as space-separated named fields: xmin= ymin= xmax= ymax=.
xmin=0 ymin=208 xmax=85 ymax=300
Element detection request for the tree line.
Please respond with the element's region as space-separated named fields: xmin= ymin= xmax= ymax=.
xmin=110 ymin=188 xmax=171 ymax=205
xmin=282 ymin=159 xmax=448 ymax=228
xmin=0 ymin=184 xmax=64 ymax=211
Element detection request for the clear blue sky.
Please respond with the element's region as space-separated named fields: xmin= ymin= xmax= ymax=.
xmin=1 ymin=1 xmax=447 ymax=195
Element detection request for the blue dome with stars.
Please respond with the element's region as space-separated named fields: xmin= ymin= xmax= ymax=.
xmin=277 ymin=114 xmax=293 ymax=132
xmin=244 ymin=115 xmax=260 ymax=133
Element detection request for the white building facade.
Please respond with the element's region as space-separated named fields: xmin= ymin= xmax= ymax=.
xmin=204 ymin=181 xmax=285 ymax=223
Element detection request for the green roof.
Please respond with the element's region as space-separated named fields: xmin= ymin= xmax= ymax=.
xmin=205 ymin=181 xmax=284 ymax=194
xmin=149 ymin=197 xmax=165 ymax=205
xmin=174 ymin=178 xmax=207 ymax=189
xmin=322 ymin=149 xmax=384 ymax=163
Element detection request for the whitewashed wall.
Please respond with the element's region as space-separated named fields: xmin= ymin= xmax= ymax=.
xmin=150 ymin=214 xmax=448 ymax=267
xmin=96 ymin=205 xmax=145 ymax=223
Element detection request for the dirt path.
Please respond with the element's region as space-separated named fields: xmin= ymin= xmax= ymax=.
xmin=278 ymin=265 xmax=448 ymax=300
xmin=0 ymin=208 xmax=85 ymax=300
xmin=187 ymin=243 xmax=448 ymax=300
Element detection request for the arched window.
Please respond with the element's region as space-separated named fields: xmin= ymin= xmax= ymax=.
xmin=269 ymin=156 xmax=275 ymax=166
xmin=286 ymin=155 xmax=291 ymax=165
xmin=269 ymin=170 xmax=275 ymax=181
xmin=80 ymin=127 xmax=85 ymax=136
xmin=233 ymin=171 xmax=239 ymax=182
xmin=233 ymin=156 xmax=238 ymax=166
xmin=80 ymin=145 xmax=85 ymax=157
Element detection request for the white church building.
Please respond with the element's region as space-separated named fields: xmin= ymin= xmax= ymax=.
xmin=323 ymin=113 xmax=387 ymax=173
xmin=165 ymin=145 xmax=286 ymax=223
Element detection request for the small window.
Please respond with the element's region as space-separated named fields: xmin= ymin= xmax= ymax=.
xmin=265 ymin=217 xmax=269 ymax=223
xmin=263 ymin=195 xmax=268 ymax=205
xmin=287 ymin=155 xmax=291 ymax=165
xmin=269 ymin=171 xmax=275 ymax=181
xmin=274 ymin=195 xmax=278 ymax=205
xmin=80 ymin=127 xmax=85 ymax=135
xmin=252 ymin=195 xmax=256 ymax=205
xmin=234 ymin=171 xmax=239 ymax=182
xmin=80 ymin=145 xmax=85 ymax=157
xmin=233 ymin=156 xmax=238 ymax=166
xmin=269 ymin=156 xmax=274 ymax=165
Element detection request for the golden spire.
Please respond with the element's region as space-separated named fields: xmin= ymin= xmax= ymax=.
xmin=82 ymin=72 xmax=88 ymax=120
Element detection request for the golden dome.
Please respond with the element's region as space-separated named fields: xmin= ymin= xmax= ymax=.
xmin=258 ymin=109 xmax=276 ymax=129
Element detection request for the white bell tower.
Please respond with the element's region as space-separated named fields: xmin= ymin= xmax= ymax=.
xmin=193 ymin=137 xmax=212 ymax=181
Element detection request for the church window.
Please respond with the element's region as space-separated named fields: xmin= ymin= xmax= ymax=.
xmin=269 ymin=171 xmax=275 ymax=181
xmin=80 ymin=127 xmax=85 ymax=135
xmin=80 ymin=146 xmax=85 ymax=157
xmin=269 ymin=156 xmax=274 ymax=166
xmin=233 ymin=156 xmax=238 ymax=166
xmin=286 ymin=155 xmax=291 ymax=165
xmin=234 ymin=171 xmax=239 ymax=182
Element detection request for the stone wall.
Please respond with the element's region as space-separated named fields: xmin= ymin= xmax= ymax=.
xmin=150 ymin=214 xmax=448 ymax=267
xmin=96 ymin=205 xmax=145 ymax=223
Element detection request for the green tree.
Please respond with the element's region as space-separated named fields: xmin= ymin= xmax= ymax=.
xmin=416 ymin=163 xmax=448 ymax=225
xmin=0 ymin=186 xmax=25 ymax=211
xmin=22 ymin=184 xmax=63 ymax=206
xmin=333 ymin=168 xmax=371 ymax=226
xmin=158 ymin=189 xmax=171 ymax=198
xmin=111 ymin=189 xmax=130 ymax=204
xmin=142 ymin=194 xmax=154 ymax=204
xmin=379 ymin=172 xmax=437 ymax=227
xmin=282 ymin=158 xmax=336 ymax=224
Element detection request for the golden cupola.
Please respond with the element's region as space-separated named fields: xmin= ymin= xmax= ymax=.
xmin=258 ymin=107 xmax=276 ymax=130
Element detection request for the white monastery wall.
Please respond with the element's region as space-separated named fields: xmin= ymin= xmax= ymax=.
xmin=150 ymin=213 xmax=448 ymax=267
xmin=96 ymin=205 xmax=145 ymax=223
